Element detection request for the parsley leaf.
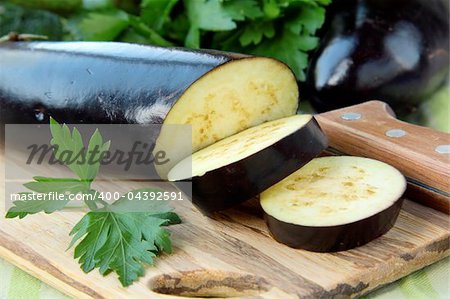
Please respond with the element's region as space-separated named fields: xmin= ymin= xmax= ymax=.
xmin=0 ymin=2 xmax=64 ymax=40
xmin=7 ymin=0 xmax=82 ymax=14
xmin=6 ymin=118 xmax=110 ymax=218
xmin=6 ymin=177 xmax=90 ymax=219
xmin=5 ymin=177 xmax=87 ymax=218
xmin=66 ymin=10 xmax=129 ymax=41
xmin=262 ymin=0 xmax=281 ymax=19
xmin=141 ymin=0 xmax=179 ymax=32
xmin=181 ymin=0 xmax=329 ymax=77
xmin=50 ymin=117 xmax=110 ymax=182
xmin=6 ymin=118 xmax=182 ymax=287
xmin=223 ymin=0 xmax=263 ymax=21
xmin=6 ymin=193 xmax=68 ymax=219
xmin=185 ymin=0 xmax=236 ymax=31
xmin=297 ymin=5 xmax=327 ymax=34
xmin=127 ymin=16 xmax=174 ymax=47
xmin=24 ymin=176 xmax=89 ymax=193
xmin=250 ymin=29 xmax=319 ymax=81
xmin=184 ymin=0 xmax=236 ymax=48
xmin=241 ymin=2 xmax=326 ymax=79
xmin=69 ymin=189 xmax=180 ymax=287
xmin=239 ymin=21 xmax=274 ymax=46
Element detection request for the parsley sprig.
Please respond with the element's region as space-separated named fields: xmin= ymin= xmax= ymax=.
xmin=6 ymin=118 xmax=181 ymax=287
xmin=104 ymin=0 xmax=331 ymax=80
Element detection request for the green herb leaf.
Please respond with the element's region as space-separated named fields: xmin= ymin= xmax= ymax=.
xmin=262 ymin=0 xmax=281 ymax=19
xmin=24 ymin=176 xmax=90 ymax=193
xmin=109 ymin=189 xmax=173 ymax=213
xmin=0 ymin=2 xmax=64 ymax=40
xmin=49 ymin=118 xmax=111 ymax=182
xmin=315 ymin=0 xmax=332 ymax=6
xmin=184 ymin=0 xmax=238 ymax=48
xmin=164 ymin=11 xmax=190 ymax=44
xmin=6 ymin=193 xmax=68 ymax=219
xmin=297 ymin=5 xmax=326 ymax=34
xmin=128 ymin=16 xmax=174 ymax=46
xmin=8 ymin=0 xmax=82 ymax=14
xmin=5 ymin=177 xmax=88 ymax=219
xmin=239 ymin=22 xmax=274 ymax=46
xmin=223 ymin=0 xmax=263 ymax=21
xmin=250 ymin=28 xmax=318 ymax=80
xmin=182 ymin=0 xmax=329 ymax=79
xmin=185 ymin=0 xmax=236 ymax=31
xmin=6 ymin=117 xmax=182 ymax=287
xmin=6 ymin=118 xmax=110 ymax=219
xmin=66 ymin=10 xmax=129 ymax=41
xmin=69 ymin=191 xmax=180 ymax=286
xmin=185 ymin=25 xmax=200 ymax=48
xmin=152 ymin=212 xmax=182 ymax=225
xmin=82 ymin=0 xmax=115 ymax=11
xmin=141 ymin=0 xmax=179 ymax=32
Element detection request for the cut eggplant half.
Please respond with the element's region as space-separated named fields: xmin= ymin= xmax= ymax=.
xmin=168 ymin=115 xmax=328 ymax=214
xmin=0 ymin=42 xmax=298 ymax=177
xmin=154 ymin=57 xmax=300 ymax=178
xmin=260 ymin=156 xmax=406 ymax=252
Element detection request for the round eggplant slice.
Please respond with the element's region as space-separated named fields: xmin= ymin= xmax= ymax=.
xmin=260 ymin=156 xmax=406 ymax=252
xmin=168 ymin=115 xmax=328 ymax=215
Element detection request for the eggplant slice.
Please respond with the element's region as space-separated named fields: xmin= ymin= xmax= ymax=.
xmin=169 ymin=115 xmax=328 ymax=214
xmin=155 ymin=57 xmax=300 ymax=178
xmin=261 ymin=156 xmax=406 ymax=252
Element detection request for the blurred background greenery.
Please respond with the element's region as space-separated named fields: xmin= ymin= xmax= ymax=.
xmin=0 ymin=0 xmax=448 ymax=132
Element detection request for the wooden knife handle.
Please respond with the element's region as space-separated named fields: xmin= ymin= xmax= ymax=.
xmin=315 ymin=101 xmax=450 ymax=213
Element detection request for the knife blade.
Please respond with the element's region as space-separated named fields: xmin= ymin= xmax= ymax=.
xmin=315 ymin=100 xmax=450 ymax=214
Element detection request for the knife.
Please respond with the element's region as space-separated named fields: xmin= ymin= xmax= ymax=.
xmin=315 ymin=100 xmax=450 ymax=214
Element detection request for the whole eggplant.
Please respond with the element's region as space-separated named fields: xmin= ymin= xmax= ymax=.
xmin=305 ymin=0 xmax=449 ymax=112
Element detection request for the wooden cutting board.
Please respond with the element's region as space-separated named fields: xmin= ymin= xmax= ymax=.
xmin=0 ymin=157 xmax=449 ymax=298
xmin=1 ymin=101 xmax=449 ymax=298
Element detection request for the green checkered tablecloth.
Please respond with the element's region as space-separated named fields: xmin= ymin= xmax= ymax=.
xmin=1 ymin=257 xmax=448 ymax=298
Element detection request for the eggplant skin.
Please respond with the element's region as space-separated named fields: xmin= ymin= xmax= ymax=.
xmin=265 ymin=197 xmax=404 ymax=252
xmin=187 ymin=118 xmax=328 ymax=215
xmin=0 ymin=41 xmax=239 ymax=125
xmin=306 ymin=0 xmax=449 ymax=112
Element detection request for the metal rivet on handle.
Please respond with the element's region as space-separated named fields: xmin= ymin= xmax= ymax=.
xmin=435 ymin=145 xmax=450 ymax=154
xmin=341 ymin=112 xmax=361 ymax=120
xmin=385 ymin=129 xmax=406 ymax=138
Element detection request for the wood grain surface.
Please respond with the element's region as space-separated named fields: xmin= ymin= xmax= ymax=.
xmin=1 ymin=151 xmax=449 ymax=298
xmin=315 ymin=101 xmax=450 ymax=213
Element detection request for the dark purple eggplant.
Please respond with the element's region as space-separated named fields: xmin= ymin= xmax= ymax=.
xmin=0 ymin=41 xmax=232 ymax=125
xmin=260 ymin=156 xmax=406 ymax=252
xmin=305 ymin=0 xmax=449 ymax=113
xmin=168 ymin=115 xmax=328 ymax=215
xmin=0 ymin=41 xmax=300 ymax=176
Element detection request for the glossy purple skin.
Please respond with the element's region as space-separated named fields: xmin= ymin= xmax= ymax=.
xmin=265 ymin=196 xmax=405 ymax=252
xmin=0 ymin=41 xmax=239 ymax=125
xmin=186 ymin=118 xmax=328 ymax=215
xmin=306 ymin=0 xmax=449 ymax=112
